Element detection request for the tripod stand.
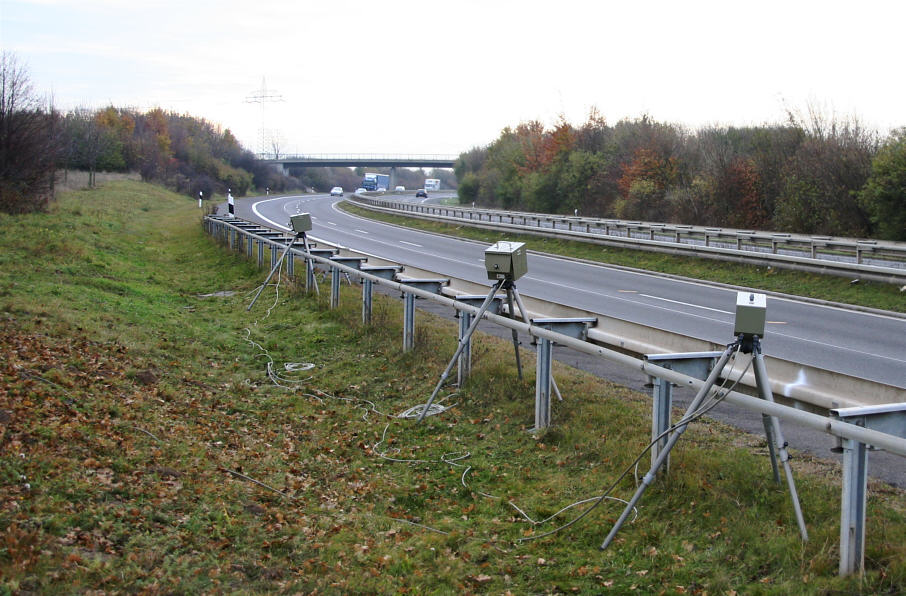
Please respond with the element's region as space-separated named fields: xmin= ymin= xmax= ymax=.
xmin=416 ymin=277 xmax=532 ymax=423
xmin=247 ymin=230 xmax=318 ymax=311
xmin=599 ymin=334 xmax=808 ymax=550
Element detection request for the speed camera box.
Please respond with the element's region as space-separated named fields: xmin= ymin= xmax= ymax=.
xmin=290 ymin=213 xmax=312 ymax=233
xmin=734 ymin=291 xmax=767 ymax=337
xmin=485 ymin=241 xmax=527 ymax=281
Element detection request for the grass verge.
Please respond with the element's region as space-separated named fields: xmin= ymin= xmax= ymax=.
xmin=339 ymin=202 xmax=906 ymax=314
xmin=1 ymin=180 xmax=904 ymax=594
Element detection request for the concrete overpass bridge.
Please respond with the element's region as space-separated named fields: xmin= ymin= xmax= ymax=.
xmin=259 ymin=154 xmax=457 ymax=188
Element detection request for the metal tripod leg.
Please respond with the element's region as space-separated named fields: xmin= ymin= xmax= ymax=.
xmin=762 ymin=414 xmax=781 ymax=482
xmin=752 ymin=342 xmax=809 ymax=541
xmin=416 ymin=279 xmax=506 ymax=423
xmin=600 ymin=344 xmax=736 ymax=550
xmin=247 ymin=233 xmax=299 ymax=311
xmin=505 ymin=285 xmax=523 ymax=380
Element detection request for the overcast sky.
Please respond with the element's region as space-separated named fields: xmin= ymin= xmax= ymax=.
xmin=3 ymin=0 xmax=904 ymax=157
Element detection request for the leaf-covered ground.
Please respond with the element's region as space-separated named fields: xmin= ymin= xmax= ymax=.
xmin=1 ymin=181 xmax=905 ymax=594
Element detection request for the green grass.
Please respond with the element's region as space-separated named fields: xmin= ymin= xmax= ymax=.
xmin=340 ymin=202 xmax=906 ymax=313
xmin=1 ymin=180 xmax=904 ymax=594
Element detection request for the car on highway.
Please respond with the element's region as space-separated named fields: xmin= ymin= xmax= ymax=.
xmin=355 ymin=188 xmax=367 ymax=194
xmin=330 ymin=187 xmax=343 ymax=197
xmin=415 ymin=189 xmax=427 ymax=198
xmin=394 ymin=185 xmax=405 ymax=192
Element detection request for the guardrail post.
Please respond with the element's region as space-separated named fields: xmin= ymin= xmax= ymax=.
xmin=287 ymin=247 xmax=295 ymax=278
xmin=536 ymin=336 xmax=553 ymax=429
xmin=403 ymin=292 xmax=415 ymax=351
xmin=451 ymin=294 xmax=504 ymax=386
xmin=306 ymin=258 xmax=316 ymax=293
xmin=257 ymin=239 xmax=265 ymax=268
xmin=458 ymin=310 xmax=472 ymax=384
xmin=362 ymin=278 xmax=373 ymax=324
xmin=270 ymin=242 xmax=279 ymax=270
xmin=839 ymin=438 xmax=868 ymax=577
xmin=396 ymin=278 xmax=449 ymax=352
xmin=530 ymin=318 xmax=597 ymax=430
xmin=830 ymin=403 xmax=906 ymax=576
xmin=359 ymin=266 xmax=401 ymax=324
xmin=330 ymin=266 xmax=340 ymax=309
xmin=644 ymin=352 xmax=722 ymax=474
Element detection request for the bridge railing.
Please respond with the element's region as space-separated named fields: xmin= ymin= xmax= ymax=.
xmin=257 ymin=152 xmax=459 ymax=162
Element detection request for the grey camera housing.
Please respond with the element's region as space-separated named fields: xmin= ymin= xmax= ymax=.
xmin=290 ymin=213 xmax=312 ymax=233
xmin=485 ymin=241 xmax=527 ymax=281
xmin=734 ymin=291 xmax=766 ymax=337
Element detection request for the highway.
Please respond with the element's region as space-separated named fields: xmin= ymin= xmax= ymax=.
xmin=235 ymin=192 xmax=906 ymax=393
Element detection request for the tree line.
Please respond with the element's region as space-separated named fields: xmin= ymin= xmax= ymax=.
xmin=57 ymin=105 xmax=291 ymax=200
xmin=455 ymin=109 xmax=906 ymax=241
xmin=3 ymin=52 xmax=338 ymax=214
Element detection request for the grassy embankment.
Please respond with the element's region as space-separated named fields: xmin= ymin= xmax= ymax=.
xmin=340 ymin=203 xmax=906 ymax=314
xmin=1 ymin=180 xmax=905 ymax=593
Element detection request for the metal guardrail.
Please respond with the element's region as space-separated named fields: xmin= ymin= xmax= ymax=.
xmin=204 ymin=214 xmax=906 ymax=576
xmin=350 ymin=197 xmax=906 ymax=284
xmin=203 ymin=214 xmax=904 ymax=449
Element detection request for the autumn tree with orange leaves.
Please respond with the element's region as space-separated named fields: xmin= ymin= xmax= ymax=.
xmin=455 ymin=108 xmax=899 ymax=239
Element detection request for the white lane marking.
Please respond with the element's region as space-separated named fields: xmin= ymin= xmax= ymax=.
xmin=519 ymin=275 xmax=729 ymax=326
xmin=531 ymin=250 xmax=906 ymax=324
xmin=251 ymin=194 xmax=307 ymax=231
xmin=638 ymin=293 xmax=732 ymax=315
xmin=400 ymin=240 xmax=422 ymax=247
xmin=327 ymin=221 xmax=337 ymax=226
xmin=769 ymin=329 xmax=906 ymax=363
xmin=355 ymin=229 xmax=370 ymax=235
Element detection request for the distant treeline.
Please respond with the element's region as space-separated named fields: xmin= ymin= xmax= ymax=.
xmin=455 ymin=110 xmax=906 ymax=241
xmin=60 ymin=106 xmax=289 ymax=199
xmin=1 ymin=49 xmax=298 ymax=213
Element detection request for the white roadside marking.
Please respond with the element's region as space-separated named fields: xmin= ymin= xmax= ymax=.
xmin=638 ymin=293 xmax=732 ymax=315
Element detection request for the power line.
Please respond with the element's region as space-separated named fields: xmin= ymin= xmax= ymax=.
xmin=244 ymin=77 xmax=285 ymax=157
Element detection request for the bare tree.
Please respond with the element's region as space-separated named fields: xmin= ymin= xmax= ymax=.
xmin=0 ymin=52 xmax=59 ymax=213
xmin=63 ymin=107 xmax=113 ymax=188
